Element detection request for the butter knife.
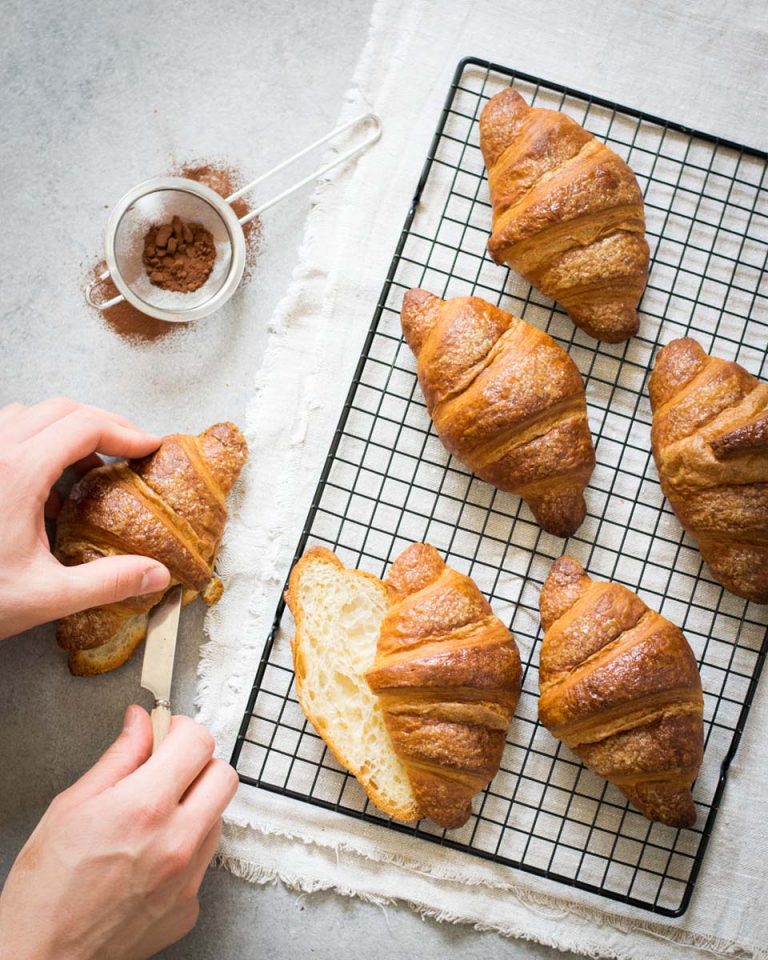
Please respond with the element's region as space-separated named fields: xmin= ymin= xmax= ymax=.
xmin=141 ymin=585 xmax=183 ymax=753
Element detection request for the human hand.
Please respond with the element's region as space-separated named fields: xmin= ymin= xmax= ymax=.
xmin=0 ymin=706 xmax=238 ymax=960
xmin=0 ymin=398 xmax=171 ymax=639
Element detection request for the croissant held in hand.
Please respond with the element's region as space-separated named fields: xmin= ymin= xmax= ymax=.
xmin=649 ymin=337 xmax=768 ymax=604
xmin=366 ymin=543 xmax=521 ymax=829
xmin=55 ymin=422 xmax=248 ymax=675
xmin=538 ymin=557 xmax=704 ymax=828
xmin=402 ymin=289 xmax=595 ymax=537
xmin=480 ymin=88 xmax=649 ymax=342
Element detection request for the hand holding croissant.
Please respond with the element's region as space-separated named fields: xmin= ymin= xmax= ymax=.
xmin=55 ymin=419 xmax=248 ymax=674
xmin=0 ymin=398 xmax=171 ymax=641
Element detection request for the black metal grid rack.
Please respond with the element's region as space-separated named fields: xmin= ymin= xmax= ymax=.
xmin=231 ymin=57 xmax=768 ymax=917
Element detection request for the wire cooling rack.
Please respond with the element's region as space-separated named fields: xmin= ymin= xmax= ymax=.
xmin=231 ymin=57 xmax=768 ymax=916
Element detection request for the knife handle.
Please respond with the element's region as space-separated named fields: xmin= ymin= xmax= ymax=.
xmin=151 ymin=700 xmax=172 ymax=754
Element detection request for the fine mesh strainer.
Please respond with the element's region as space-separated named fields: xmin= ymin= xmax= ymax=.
xmin=85 ymin=113 xmax=381 ymax=323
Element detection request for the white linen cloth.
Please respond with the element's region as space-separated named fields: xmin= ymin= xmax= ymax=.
xmin=198 ymin=1 xmax=768 ymax=956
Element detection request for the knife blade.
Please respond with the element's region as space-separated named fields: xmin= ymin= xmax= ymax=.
xmin=141 ymin=585 xmax=183 ymax=753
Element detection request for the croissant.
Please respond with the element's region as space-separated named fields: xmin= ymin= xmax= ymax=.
xmin=480 ymin=88 xmax=649 ymax=342
xmin=366 ymin=543 xmax=522 ymax=829
xmin=649 ymin=337 xmax=768 ymax=604
xmin=401 ymin=289 xmax=595 ymax=537
xmin=55 ymin=421 xmax=248 ymax=675
xmin=538 ymin=556 xmax=704 ymax=827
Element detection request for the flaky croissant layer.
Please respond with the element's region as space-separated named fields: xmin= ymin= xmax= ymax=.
xmin=650 ymin=337 xmax=768 ymax=604
xmin=480 ymin=88 xmax=649 ymax=343
xmin=401 ymin=289 xmax=595 ymax=537
xmin=538 ymin=556 xmax=704 ymax=828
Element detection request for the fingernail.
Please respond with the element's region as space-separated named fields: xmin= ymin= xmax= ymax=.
xmin=140 ymin=565 xmax=171 ymax=594
xmin=123 ymin=704 xmax=140 ymax=731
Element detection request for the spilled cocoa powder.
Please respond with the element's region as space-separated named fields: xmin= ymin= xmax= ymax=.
xmin=85 ymin=161 xmax=263 ymax=346
xmin=177 ymin=163 xmax=263 ymax=274
xmin=89 ymin=262 xmax=177 ymax=344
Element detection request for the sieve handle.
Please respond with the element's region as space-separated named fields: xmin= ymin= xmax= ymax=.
xmin=85 ymin=269 xmax=125 ymax=310
xmin=226 ymin=112 xmax=381 ymax=225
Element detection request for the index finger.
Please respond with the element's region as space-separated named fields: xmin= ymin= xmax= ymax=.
xmin=126 ymin=715 xmax=216 ymax=804
xmin=23 ymin=407 xmax=161 ymax=490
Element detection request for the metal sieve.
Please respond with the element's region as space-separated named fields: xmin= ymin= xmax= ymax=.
xmin=85 ymin=113 xmax=381 ymax=323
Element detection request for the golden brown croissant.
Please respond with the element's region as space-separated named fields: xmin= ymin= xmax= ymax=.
xmin=366 ymin=543 xmax=522 ymax=829
xmin=649 ymin=337 xmax=768 ymax=604
xmin=401 ymin=289 xmax=595 ymax=537
xmin=480 ymin=88 xmax=649 ymax=343
xmin=55 ymin=422 xmax=248 ymax=675
xmin=539 ymin=556 xmax=704 ymax=828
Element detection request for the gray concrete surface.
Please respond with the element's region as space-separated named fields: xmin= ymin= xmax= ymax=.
xmin=0 ymin=1 xmax=581 ymax=957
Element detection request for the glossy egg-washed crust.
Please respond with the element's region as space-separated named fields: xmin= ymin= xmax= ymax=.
xmin=366 ymin=543 xmax=522 ymax=829
xmin=55 ymin=422 xmax=248 ymax=674
xmin=401 ymin=289 xmax=595 ymax=537
xmin=480 ymin=88 xmax=649 ymax=343
xmin=539 ymin=556 xmax=704 ymax=828
xmin=650 ymin=337 xmax=768 ymax=604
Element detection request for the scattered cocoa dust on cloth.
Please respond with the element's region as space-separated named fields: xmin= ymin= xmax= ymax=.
xmin=85 ymin=161 xmax=263 ymax=346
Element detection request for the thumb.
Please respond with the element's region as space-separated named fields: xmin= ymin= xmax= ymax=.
xmin=56 ymin=554 xmax=171 ymax=617
xmin=65 ymin=705 xmax=153 ymax=801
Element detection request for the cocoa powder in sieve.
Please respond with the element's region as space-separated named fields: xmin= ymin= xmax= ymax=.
xmin=85 ymin=161 xmax=262 ymax=346
xmin=143 ymin=215 xmax=215 ymax=292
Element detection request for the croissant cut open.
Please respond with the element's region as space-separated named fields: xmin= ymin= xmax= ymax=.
xmin=538 ymin=556 xmax=704 ymax=828
xmin=650 ymin=337 xmax=768 ymax=604
xmin=480 ymin=87 xmax=649 ymax=343
xmin=286 ymin=543 xmax=522 ymax=829
xmin=55 ymin=422 xmax=248 ymax=675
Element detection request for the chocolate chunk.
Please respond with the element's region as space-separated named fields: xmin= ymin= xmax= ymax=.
xmin=156 ymin=224 xmax=172 ymax=247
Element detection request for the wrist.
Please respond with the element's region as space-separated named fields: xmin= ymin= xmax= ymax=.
xmin=0 ymin=893 xmax=78 ymax=960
